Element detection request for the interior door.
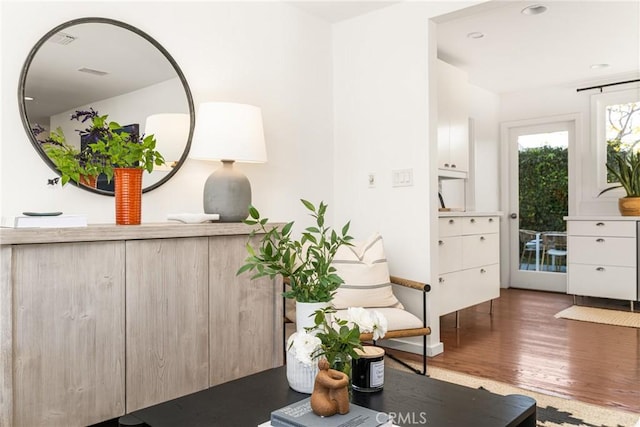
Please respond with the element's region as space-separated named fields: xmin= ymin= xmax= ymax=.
xmin=508 ymin=121 xmax=572 ymax=292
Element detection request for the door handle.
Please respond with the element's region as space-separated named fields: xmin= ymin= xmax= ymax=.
xmin=510 ymin=213 xmax=517 ymax=219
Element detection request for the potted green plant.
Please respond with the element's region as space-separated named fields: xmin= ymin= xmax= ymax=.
xmin=39 ymin=126 xmax=102 ymax=187
xmin=73 ymin=109 xmax=164 ymax=181
xmin=599 ymin=148 xmax=640 ymax=215
xmin=237 ymin=199 xmax=353 ymax=329
xmin=285 ymin=306 xmax=387 ymax=393
xmin=73 ymin=108 xmax=164 ymax=224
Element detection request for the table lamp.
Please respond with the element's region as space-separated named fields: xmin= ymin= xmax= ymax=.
xmin=189 ymin=102 xmax=267 ymax=222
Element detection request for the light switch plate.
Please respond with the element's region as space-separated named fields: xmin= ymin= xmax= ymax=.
xmin=392 ymin=169 xmax=413 ymax=187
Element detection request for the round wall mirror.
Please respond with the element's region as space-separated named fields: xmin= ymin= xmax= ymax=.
xmin=19 ymin=17 xmax=194 ymax=195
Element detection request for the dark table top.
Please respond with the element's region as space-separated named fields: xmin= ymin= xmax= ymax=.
xmin=130 ymin=366 xmax=536 ymax=427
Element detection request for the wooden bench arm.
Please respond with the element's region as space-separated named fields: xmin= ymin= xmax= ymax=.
xmin=390 ymin=276 xmax=431 ymax=292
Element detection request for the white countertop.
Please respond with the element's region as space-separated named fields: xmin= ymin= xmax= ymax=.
xmin=564 ymin=216 xmax=640 ymax=221
xmin=439 ymin=211 xmax=503 ymax=218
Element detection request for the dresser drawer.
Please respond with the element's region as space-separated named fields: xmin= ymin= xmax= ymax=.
xmin=462 ymin=233 xmax=499 ymax=269
xmin=439 ymin=217 xmax=463 ymax=237
xmin=438 ymin=264 xmax=500 ymax=316
xmin=461 ymin=216 xmax=499 ymax=235
xmin=438 ymin=236 xmax=462 ymax=274
xmin=568 ymin=264 xmax=637 ymax=300
xmin=567 ymin=220 xmax=636 ymax=237
xmin=568 ymin=236 xmax=636 ymax=267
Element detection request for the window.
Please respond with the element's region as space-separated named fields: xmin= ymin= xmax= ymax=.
xmin=592 ymin=88 xmax=640 ymax=193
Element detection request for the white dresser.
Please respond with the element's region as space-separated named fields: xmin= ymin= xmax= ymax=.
xmin=438 ymin=213 xmax=501 ymax=316
xmin=565 ymin=217 xmax=639 ymax=308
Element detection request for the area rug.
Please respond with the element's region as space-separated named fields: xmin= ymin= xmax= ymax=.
xmin=385 ymin=359 xmax=640 ymax=427
xmin=554 ymin=305 xmax=640 ymax=329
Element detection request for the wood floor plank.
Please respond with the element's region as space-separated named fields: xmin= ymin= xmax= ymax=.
xmin=386 ymin=288 xmax=640 ymax=413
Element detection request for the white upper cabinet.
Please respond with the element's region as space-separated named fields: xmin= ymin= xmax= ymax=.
xmin=437 ymin=59 xmax=469 ymax=178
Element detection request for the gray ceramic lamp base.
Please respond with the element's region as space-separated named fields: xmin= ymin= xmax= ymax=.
xmin=203 ymin=161 xmax=251 ymax=222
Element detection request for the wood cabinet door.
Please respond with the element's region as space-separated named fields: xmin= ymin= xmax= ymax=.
xmin=209 ymin=235 xmax=283 ymax=386
xmin=12 ymin=242 xmax=125 ymax=427
xmin=126 ymin=237 xmax=209 ymax=412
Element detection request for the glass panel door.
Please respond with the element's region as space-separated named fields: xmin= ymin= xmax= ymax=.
xmin=509 ymin=122 xmax=570 ymax=292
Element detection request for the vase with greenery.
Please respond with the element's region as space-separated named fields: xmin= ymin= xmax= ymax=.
xmin=286 ymin=306 xmax=387 ymax=393
xmin=74 ymin=108 xmax=164 ymax=224
xmin=238 ymin=199 xmax=353 ymax=304
xmin=599 ymin=148 xmax=640 ymax=215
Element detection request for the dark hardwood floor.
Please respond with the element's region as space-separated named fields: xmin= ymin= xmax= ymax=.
xmin=386 ymin=288 xmax=640 ymax=413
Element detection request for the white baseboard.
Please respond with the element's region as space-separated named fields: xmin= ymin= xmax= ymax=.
xmin=380 ymin=337 xmax=444 ymax=357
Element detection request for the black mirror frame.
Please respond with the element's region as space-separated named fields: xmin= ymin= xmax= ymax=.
xmin=18 ymin=17 xmax=195 ymax=196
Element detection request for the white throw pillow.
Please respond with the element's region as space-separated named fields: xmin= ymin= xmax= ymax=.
xmin=331 ymin=233 xmax=403 ymax=310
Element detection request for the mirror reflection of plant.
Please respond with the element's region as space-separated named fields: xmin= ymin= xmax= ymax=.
xmin=40 ymin=126 xmax=102 ymax=186
xmin=73 ymin=108 xmax=165 ymax=183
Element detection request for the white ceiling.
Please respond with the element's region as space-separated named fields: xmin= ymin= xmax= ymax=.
xmin=436 ymin=0 xmax=640 ymax=94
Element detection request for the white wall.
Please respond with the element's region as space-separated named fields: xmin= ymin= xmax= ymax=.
xmin=332 ymin=1 xmax=479 ymax=356
xmin=1 ymin=1 xmax=334 ymax=226
xmin=470 ymin=84 xmax=500 ymax=211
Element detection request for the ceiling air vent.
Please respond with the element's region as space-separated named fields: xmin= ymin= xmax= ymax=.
xmin=48 ymin=32 xmax=76 ymax=45
xmin=77 ymin=67 xmax=109 ymax=76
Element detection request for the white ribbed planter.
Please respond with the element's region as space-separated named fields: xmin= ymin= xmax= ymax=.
xmin=295 ymin=301 xmax=329 ymax=332
xmin=286 ymin=301 xmax=331 ymax=393
xmin=286 ymin=344 xmax=319 ymax=394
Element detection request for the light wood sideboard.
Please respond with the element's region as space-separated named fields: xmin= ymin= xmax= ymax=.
xmin=0 ymin=223 xmax=283 ymax=427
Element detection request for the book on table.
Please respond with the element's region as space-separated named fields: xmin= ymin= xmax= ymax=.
xmin=267 ymin=397 xmax=392 ymax=427
xmin=1 ymin=214 xmax=88 ymax=228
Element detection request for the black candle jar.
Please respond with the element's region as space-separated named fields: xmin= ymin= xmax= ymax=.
xmin=352 ymin=346 xmax=385 ymax=392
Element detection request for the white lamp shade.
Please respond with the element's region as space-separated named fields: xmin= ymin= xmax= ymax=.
xmin=144 ymin=113 xmax=190 ymax=168
xmin=189 ymin=102 xmax=267 ymax=163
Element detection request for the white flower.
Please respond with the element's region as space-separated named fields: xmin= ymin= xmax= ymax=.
xmin=346 ymin=307 xmax=387 ymax=341
xmin=288 ymin=331 xmax=321 ymax=366
xmin=346 ymin=307 xmax=374 ymax=331
xmin=369 ymin=310 xmax=388 ymax=341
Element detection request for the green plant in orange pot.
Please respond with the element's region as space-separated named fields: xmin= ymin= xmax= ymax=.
xmin=75 ymin=108 xmax=165 ymax=224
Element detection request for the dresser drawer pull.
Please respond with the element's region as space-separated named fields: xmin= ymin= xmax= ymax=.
xmin=439 ymin=240 xmax=444 ymax=245
xmin=470 ymin=218 xmax=476 ymax=223
xmin=489 ymin=218 xmax=494 ymax=223
xmin=596 ymin=222 xmax=605 ymax=226
xmin=596 ymin=238 xmax=605 ymax=243
xmin=480 ymin=268 xmax=486 ymax=274
xmin=480 ymin=236 xmax=486 ymax=241
xmin=439 ymin=277 xmax=445 ymax=283
xmin=449 ymin=219 xmax=455 ymax=224
xmin=596 ymin=267 xmax=606 ymax=272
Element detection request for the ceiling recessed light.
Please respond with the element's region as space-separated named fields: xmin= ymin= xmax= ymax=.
xmin=521 ymin=4 xmax=547 ymax=15
xmin=467 ymin=32 xmax=484 ymax=39
xmin=590 ymin=63 xmax=610 ymax=70
xmin=24 ymin=96 xmax=34 ymax=101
